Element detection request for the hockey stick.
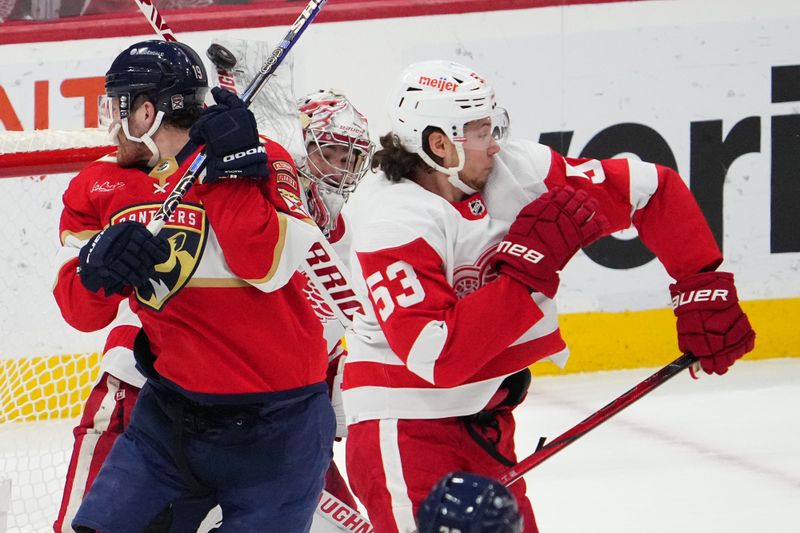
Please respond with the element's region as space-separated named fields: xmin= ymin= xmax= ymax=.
xmin=141 ymin=0 xmax=327 ymax=236
xmin=135 ymin=0 xmax=238 ymax=93
xmin=202 ymin=42 xmax=363 ymax=328
xmin=134 ymin=0 xmax=361 ymax=327
xmin=133 ymin=0 xmax=177 ymax=41
xmin=499 ymin=353 xmax=698 ymax=487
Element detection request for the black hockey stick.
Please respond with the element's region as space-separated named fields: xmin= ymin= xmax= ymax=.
xmin=499 ymin=353 xmax=698 ymax=486
xmin=141 ymin=0 xmax=327 ymax=236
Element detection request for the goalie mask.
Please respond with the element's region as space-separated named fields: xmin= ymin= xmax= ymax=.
xmin=389 ymin=60 xmax=509 ymax=195
xmin=416 ymin=472 xmax=523 ymax=533
xmin=298 ymin=89 xmax=374 ymax=236
xmin=101 ymin=40 xmax=209 ymax=166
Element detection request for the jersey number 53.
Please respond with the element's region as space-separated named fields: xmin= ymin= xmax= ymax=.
xmin=365 ymin=261 xmax=426 ymax=320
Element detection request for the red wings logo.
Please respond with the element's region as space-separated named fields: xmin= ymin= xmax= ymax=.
xmin=301 ymin=272 xmax=336 ymax=322
xmin=452 ymin=244 xmax=499 ymax=299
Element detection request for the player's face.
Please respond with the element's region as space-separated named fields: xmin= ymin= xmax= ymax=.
xmin=306 ymin=144 xmax=357 ymax=187
xmin=458 ymin=117 xmax=502 ymax=191
xmin=109 ymin=97 xmax=154 ymax=168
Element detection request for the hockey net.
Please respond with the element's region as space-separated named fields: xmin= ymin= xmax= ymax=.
xmin=0 ymin=128 xmax=113 ymax=533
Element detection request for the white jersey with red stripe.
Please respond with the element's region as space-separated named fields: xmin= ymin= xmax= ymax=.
xmin=99 ymin=301 xmax=145 ymax=389
xmin=342 ymin=138 xmax=722 ymax=424
xmin=300 ymin=211 xmax=354 ymax=357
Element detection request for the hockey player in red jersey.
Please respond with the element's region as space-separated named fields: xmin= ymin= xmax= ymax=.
xmin=341 ymin=60 xmax=756 ymax=533
xmin=52 ymin=40 xmax=335 ymax=533
xmin=54 ymin=83 xmax=373 ymax=533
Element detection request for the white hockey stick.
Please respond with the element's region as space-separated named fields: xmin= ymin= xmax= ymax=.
xmin=133 ymin=0 xmax=361 ymax=328
xmin=133 ymin=0 xmax=178 ymax=42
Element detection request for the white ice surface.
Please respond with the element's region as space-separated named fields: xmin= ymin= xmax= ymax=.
xmin=2 ymin=358 xmax=798 ymax=532
xmin=510 ymin=358 xmax=800 ymax=532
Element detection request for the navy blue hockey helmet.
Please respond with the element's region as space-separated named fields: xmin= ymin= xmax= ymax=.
xmin=416 ymin=472 xmax=523 ymax=533
xmin=105 ymin=40 xmax=208 ymax=120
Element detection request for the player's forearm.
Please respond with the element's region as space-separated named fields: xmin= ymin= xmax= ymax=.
xmin=634 ymin=165 xmax=722 ymax=279
xmin=550 ymin=152 xmax=721 ymax=279
xmin=387 ymin=276 xmax=544 ymax=388
xmin=52 ymin=258 xmax=123 ymax=332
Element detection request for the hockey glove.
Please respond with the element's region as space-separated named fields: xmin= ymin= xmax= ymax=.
xmin=492 ymin=186 xmax=608 ymax=298
xmin=670 ymin=271 xmax=755 ymax=375
xmin=189 ymin=87 xmax=268 ymax=184
xmin=78 ymin=221 xmax=170 ymax=297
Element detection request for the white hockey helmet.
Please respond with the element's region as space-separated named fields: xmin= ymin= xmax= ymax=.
xmin=389 ymin=60 xmax=509 ymax=194
xmin=298 ymin=89 xmax=374 ymax=197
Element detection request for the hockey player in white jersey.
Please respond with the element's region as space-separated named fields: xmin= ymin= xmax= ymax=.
xmin=295 ymin=88 xmax=375 ymax=524
xmin=184 ymin=87 xmax=376 ymax=533
xmin=341 ymin=60 xmax=755 ymax=533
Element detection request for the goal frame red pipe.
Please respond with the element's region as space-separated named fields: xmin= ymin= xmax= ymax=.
xmin=0 ymin=146 xmax=114 ymax=179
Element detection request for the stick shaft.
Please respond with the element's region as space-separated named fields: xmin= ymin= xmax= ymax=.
xmin=500 ymin=353 xmax=697 ymax=486
xmin=144 ymin=0 xmax=327 ymax=234
xmin=133 ymin=0 xmax=177 ymax=41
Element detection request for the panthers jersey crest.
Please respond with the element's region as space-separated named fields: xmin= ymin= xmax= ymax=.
xmin=111 ymin=203 xmax=207 ymax=311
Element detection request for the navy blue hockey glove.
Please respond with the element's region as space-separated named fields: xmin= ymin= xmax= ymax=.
xmin=78 ymin=221 xmax=170 ymax=297
xmin=189 ymin=87 xmax=268 ymax=184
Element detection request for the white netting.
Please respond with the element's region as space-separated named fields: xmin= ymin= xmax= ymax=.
xmin=0 ymin=130 xmax=106 ymax=532
xmin=0 ymin=129 xmax=110 ymax=155
xmin=0 ymin=359 xmax=98 ymax=533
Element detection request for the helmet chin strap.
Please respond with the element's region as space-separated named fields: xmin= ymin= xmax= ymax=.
xmin=119 ymin=110 xmax=166 ymax=167
xmin=417 ymin=144 xmax=478 ymax=195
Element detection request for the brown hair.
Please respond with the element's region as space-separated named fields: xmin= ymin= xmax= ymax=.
xmin=132 ymin=94 xmax=203 ymax=131
xmin=372 ymin=127 xmax=445 ymax=183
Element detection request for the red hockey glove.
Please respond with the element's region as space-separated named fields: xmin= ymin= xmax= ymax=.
xmin=670 ymin=271 xmax=755 ymax=375
xmin=492 ymin=186 xmax=608 ymax=298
